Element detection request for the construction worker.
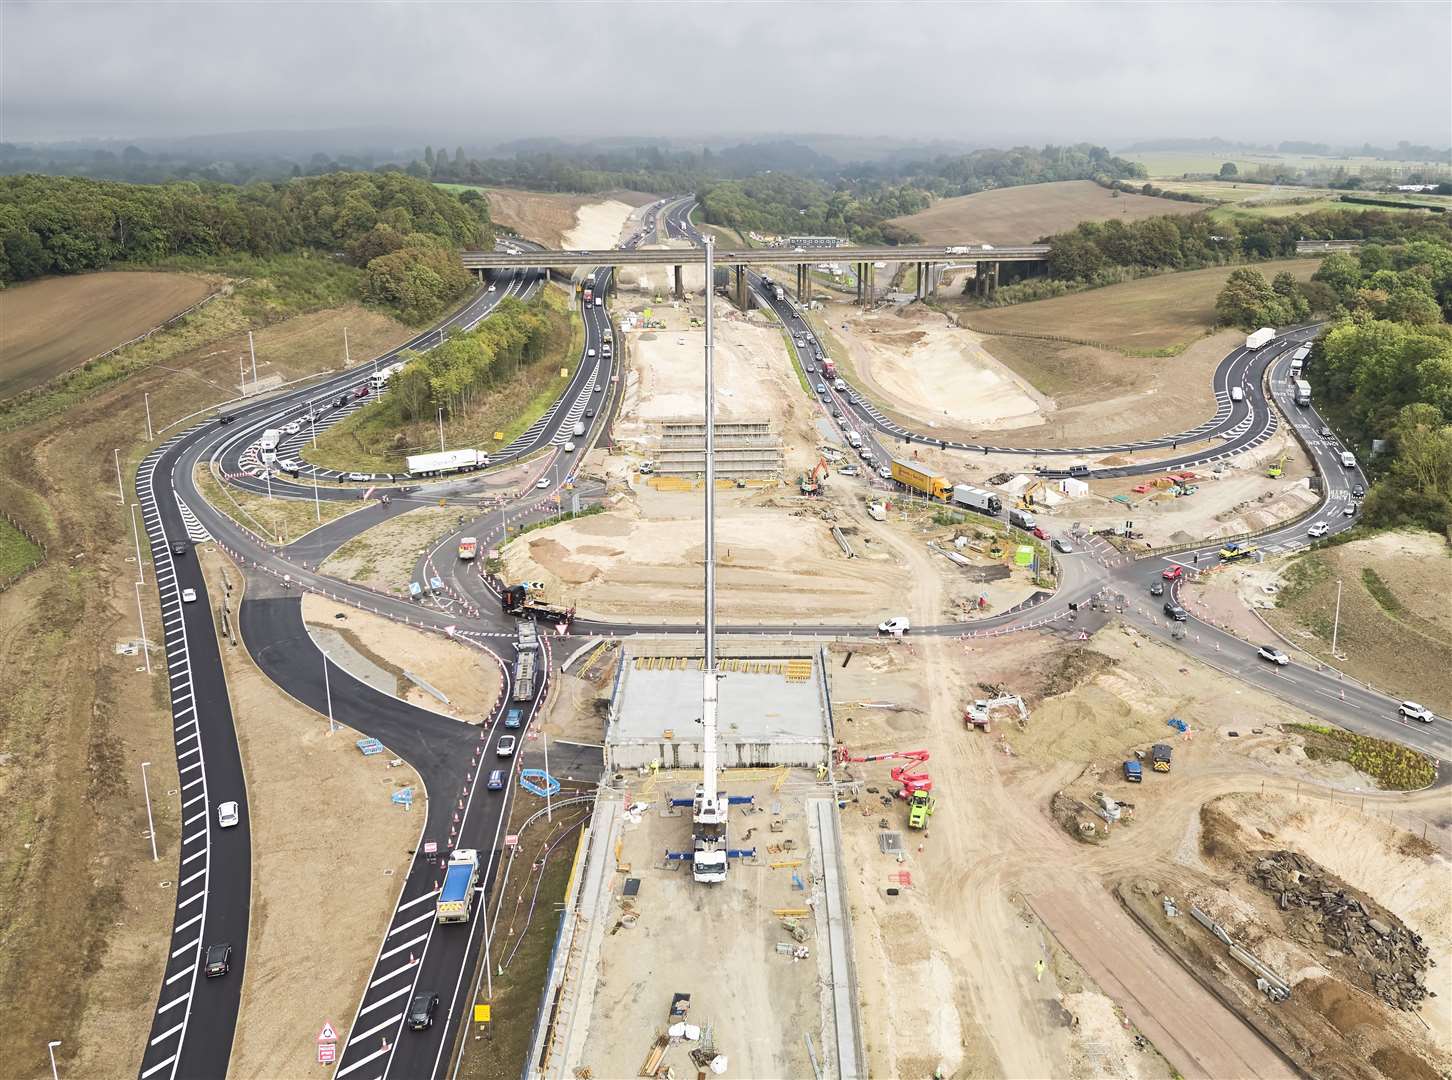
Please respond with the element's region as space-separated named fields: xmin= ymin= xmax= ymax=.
xmin=1035 ymin=958 xmax=1045 ymax=982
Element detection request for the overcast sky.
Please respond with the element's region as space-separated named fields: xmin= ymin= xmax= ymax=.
xmin=3 ymin=1 xmax=1448 ymax=148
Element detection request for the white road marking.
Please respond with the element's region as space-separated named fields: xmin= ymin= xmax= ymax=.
xmin=158 ymin=992 xmax=190 ymax=1014
xmin=149 ymin=1021 xmax=185 ymax=1046
xmin=140 ymin=1054 xmax=177 ymax=1078
xmin=386 ymin=909 xmax=436 ymax=937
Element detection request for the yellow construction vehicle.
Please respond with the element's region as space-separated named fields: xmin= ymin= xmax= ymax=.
xmin=1018 ymin=479 xmax=1047 ymax=509
xmin=1266 ymin=453 xmax=1287 ymax=478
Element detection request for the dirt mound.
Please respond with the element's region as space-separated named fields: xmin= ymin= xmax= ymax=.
xmin=1037 ymin=647 xmax=1116 ymax=700
xmin=1370 ymin=1045 xmax=1443 ymax=1080
xmin=1249 ymin=850 xmax=1432 ymax=1011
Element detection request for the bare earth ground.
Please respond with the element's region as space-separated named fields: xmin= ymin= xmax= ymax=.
xmin=478 ymin=188 xmax=654 ymax=248
xmin=319 ymin=504 xmax=472 ymax=595
xmin=0 ymin=270 xmax=216 ymax=399
xmin=511 ymin=299 xmax=1044 ymax=624
xmin=202 ymin=550 xmax=421 ymax=1078
xmin=301 ymin=592 xmax=502 ymax=722
xmin=1255 ymin=530 xmax=1452 ymax=713
xmin=951 ymin=257 xmax=1322 ymax=353
xmin=823 ymin=302 xmax=1048 ymax=432
xmin=0 ymin=291 xmax=412 ymax=1077
xmin=886 ymin=179 xmax=1205 ymax=245
xmin=823 ymin=299 xmax=1242 ymax=447
xmin=832 ymin=620 xmax=1448 ymax=1079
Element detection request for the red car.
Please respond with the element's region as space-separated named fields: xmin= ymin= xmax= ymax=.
xmin=1031 ymin=526 xmax=1050 ymax=540
xmin=1161 ymin=565 xmax=1184 ymax=581
xmin=353 ymin=384 xmax=370 ymax=398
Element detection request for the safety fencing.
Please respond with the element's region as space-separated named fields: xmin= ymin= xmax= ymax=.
xmin=0 ymin=505 xmax=48 ymax=592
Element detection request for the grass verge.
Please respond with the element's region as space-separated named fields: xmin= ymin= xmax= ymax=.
xmin=1287 ymin=723 xmax=1435 ymax=790
xmin=0 ymin=516 xmax=43 ymax=581
xmin=194 ymin=464 xmax=357 ymax=545
xmin=456 ymin=801 xmax=588 ymax=1080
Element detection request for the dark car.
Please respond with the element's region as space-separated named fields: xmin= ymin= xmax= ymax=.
xmin=1149 ymin=581 xmax=1164 ymax=596
xmin=171 ymin=542 xmax=188 ymax=557
xmin=504 ymin=707 xmax=524 ymax=730
xmin=407 ymin=990 xmax=439 ymax=1030
xmin=1319 ymin=425 xmax=1333 ymax=438
xmin=1163 ymin=602 xmax=1188 ymax=622
xmin=1351 ymin=484 xmax=1364 ymax=498
xmin=487 ymin=769 xmax=505 ymax=791
xmin=217 ymin=414 xmax=236 ymax=425
xmin=585 ymin=408 xmax=596 ymax=418
xmin=333 ymin=395 xmax=349 ymax=408
xmin=204 ymin=943 xmax=232 ymax=978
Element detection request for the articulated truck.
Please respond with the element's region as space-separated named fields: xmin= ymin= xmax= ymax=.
xmin=891 ymin=461 xmax=951 ymax=501
xmin=501 ymin=584 xmax=575 ymax=625
xmin=436 ymin=849 xmax=480 ymax=923
xmin=1245 ymin=327 xmax=1276 ymax=350
xmin=1294 ymin=379 xmax=1312 ymax=407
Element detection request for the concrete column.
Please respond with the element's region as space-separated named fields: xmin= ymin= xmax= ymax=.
xmin=990 ymin=261 xmax=1000 ymax=295
xmin=856 ymin=263 xmax=865 ymax=304
xmin=733 ymin=265 xmax=748 ymax=311
xmin=673 ymin=264 xmax=684 ymax=300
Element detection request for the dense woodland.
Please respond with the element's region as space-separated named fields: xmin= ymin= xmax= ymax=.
xmin=1302 ymin=243 xmax=1452 ymax=531
xmin=0 ymin=171 xmax=491 ymax=321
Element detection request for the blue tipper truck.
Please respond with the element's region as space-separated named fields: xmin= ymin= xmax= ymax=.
xmin=1123 ymin=760 xmax=1143 ymax=783
xmin=436 ymin=849 xmax=480 ymax=924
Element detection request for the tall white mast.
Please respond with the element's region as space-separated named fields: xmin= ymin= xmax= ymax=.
xmin=693 ymin=236 xmax=727 ymax=883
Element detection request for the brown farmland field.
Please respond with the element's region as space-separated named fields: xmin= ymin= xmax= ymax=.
xmin=887 ymin=179 xmax=1204 ymax=245
xmin=947 ymin=257 xmax=1322 ymax=353
xmin=0 ymin=271 xmax=215 ymax=399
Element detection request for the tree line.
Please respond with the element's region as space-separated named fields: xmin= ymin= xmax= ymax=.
xmin=0 ymin=171 xmax=493 ymax=321
xmin=1307 ymin=241 xmax=1452 ymax=531
xmin=377 ymin=295 xmax=564 ymax=424
xmin=1044 ymin=208 xmax=1452 ymax=284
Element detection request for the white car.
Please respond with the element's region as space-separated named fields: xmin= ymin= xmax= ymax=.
xmin=536 ymin=478 xmax=551 ymax=489
xmin=346 ymin=472 xmax=371 ymax=482
xmin=282 ymin=421 xmax=302 ymax=435
xmin=563 ymin=441 xmax=576 ymax=453
xmin=1307 ymin=522 xmax=1329 ymax=538
xmin=181 ymin=588 xmax=198 ymax=603
xmin=496 ymin=735 xmax=517 ymax=758
xmin=877 ymin=465 xmax=892 ymax=480
xmin=217 ymin=801 xmax=239 ymax=828
xmin=488 ymin=283 xmax=497 ymax=292
xmin=878 ymin=616 xmax=911 ymax=635
xmin=587 ymin=348 xmax=596 ymax=358
xmin=1399 ymin=702 xmax=1435 ymax=723
xmin=1257 ymin=644 xmax=1290 ymax=666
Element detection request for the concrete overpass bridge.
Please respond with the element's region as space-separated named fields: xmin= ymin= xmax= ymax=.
xmin=463 ymin=242 xmax=1050 ymax=302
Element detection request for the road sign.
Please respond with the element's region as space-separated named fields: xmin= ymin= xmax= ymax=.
xmin=317 ymin=1043 xmax=336 ymax=1064
xmin=474 ymin=1004 xmax=492 ymax=1023
xmin=423 ymin=841 xmax=438 ymax=855
xmin=317 ymin=1021 xmax=338 ymax=1043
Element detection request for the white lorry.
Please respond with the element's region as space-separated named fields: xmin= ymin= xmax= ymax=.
xmin=406 ymin=449 xmax=485 ymax=476
xmin=1294 ymin=379 xmax=1312 ymax=407
xmin=257 ymin=429 xmax=282 ymax=463
xmin=1245 ymin=327 xmax=1276 ymax=350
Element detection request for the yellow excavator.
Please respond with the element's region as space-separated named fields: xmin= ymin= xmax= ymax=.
xmin=1266 ymin=452 xmax=1288 ymax=478
xmin=1018 ymin=479 xmax=1047 ymax=509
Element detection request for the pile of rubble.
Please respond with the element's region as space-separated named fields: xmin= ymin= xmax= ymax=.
xmin=1248 ymin=850 xmax=1433 ymax=1011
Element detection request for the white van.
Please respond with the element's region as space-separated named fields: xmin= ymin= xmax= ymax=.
xmin=1340 ymin=450 xmax=1356 ymax=469
xmin=572 ymin=422 xmax=585 ymax=437
xmin=1230 ymin=386 xmax=1244 ymax=402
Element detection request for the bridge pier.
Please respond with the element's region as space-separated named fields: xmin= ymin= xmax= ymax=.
xmin=974 ymin=260 xmax=1000 ymax=297
xmin=732 ymin=265 xmax=749 ymax=311
xmin=855 ymin=262 xmax=865 ymax=304
xmin=673 ymin=264 xmax=685 ymax=300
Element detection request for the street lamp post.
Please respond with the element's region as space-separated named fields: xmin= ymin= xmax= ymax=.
xmin=131 ymin=503 xmax=145 ymax=583
xmin=114 ymin=447 xmax=125 ymax=501
xmin=310 ymin=400 xmax=318 ymax=449
xmin=134 ymin=580 xmax=151 ymax=675
xmin=1331 ymin=577 xmax=1344 ymax=658
xmin=248 ymin=330 xmax=258 ymax=384
xmin=344 ymin=326 xmax=351 ymax=367
xmin=144 ymin=392 xmax=153 ymax=441
xmin=438 ymin=408 xmax=445 ymax=453
xmin=47 ymin=1040 xmax=61 ymax=1080
xmin=140 ymin=762 xmax=157 ymax=861
xmin=323 ymin=651 xmax=336 ymax=734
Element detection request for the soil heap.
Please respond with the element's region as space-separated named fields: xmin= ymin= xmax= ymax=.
xmin=1248 ymin=850 xmax=1433 ymax=1011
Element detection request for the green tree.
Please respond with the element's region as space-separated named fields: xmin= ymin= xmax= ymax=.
xmin=1272 ymin=271 xmax=1310 ymax=321
xmin=1216 ymin=268 xmax=1290 ymax=329
xmin=1219 ymin=162 xmax=1238 ymax=178
xmin=1312 ymin=252 xmax=1363 ymax=304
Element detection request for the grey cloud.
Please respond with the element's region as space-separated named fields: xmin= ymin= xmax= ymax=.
xmin=2 ymin=0 xmax=1447 ymax=146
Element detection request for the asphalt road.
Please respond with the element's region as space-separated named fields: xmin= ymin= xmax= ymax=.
xmin=140 ymin=198 xmax=1446 ymax=1079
